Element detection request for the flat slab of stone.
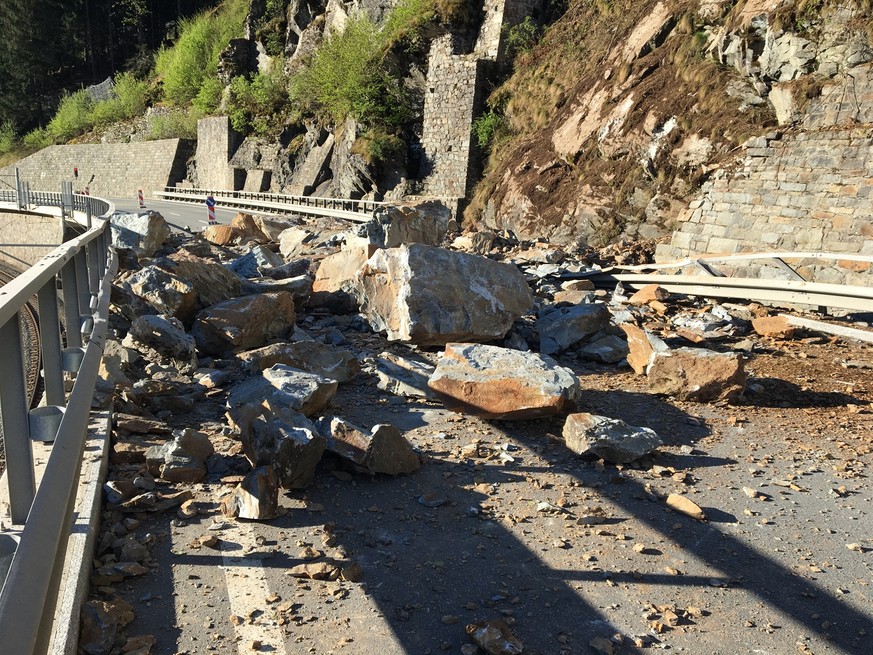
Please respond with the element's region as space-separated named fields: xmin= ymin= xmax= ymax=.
xmin=228 ymin=364 xmax=337 ymax=417
xmin=537 ymin=303 xmax=611 ymax=354
xmin=427 ymin=343 xmax=580 ymax=420
xmin=319 ymin=417 xmax=420 ymax=475
xmin=238 ymin=342 xmax=359 ymax=382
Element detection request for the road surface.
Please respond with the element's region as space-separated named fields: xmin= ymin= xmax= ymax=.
xmin=108 ymin=196 xmax=239 ymax=232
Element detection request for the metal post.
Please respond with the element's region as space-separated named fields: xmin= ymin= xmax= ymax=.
xmin=86 ymin=242 xmax=99 ymax=297
xmin=60 ymin=260 xmax=81 ymax=349
xmin=0 ymin=315 xmax=36 ymax=524
xmin=38 ymin=278 xmax=65 ymax=406
xmin=14 ymin=167 xmax=23 ymax=210
xmin=85 ymin=199 xmax=92 ymax=229
xmin=74 ymin=250 xmax=90 ymax=320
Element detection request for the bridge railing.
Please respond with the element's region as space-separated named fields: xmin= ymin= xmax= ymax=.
xmin=156 ymin=186 xmax=386 ymax=223
xmin=0 ymin=184 xmax=111 ymax=227
xmin=0 ymin=194 xmax=117 ymax=655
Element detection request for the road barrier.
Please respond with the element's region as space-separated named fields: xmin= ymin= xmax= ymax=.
xmin=0 ymin=189 xmax=117 ymax=655
xmin=156 ymin=186 xmax=386 ymax=223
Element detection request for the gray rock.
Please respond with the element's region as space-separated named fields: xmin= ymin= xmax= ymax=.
xmin=319 ymin=416 xmax=420 ymax=475
xmin=126 ymin=266 xmax=198 ymax=324
xmin=355 ymin=201 xmax=451 ymax=248
xmin=238 ymin=341 xmax=359 ymax=382
xmin=356 ymin=244 xmax=534 ymax=346
xmin=563 ymin=412 xmax=662 ymax=463
xmin=577 ymin=333 xmax=630 ymax=364
xmin=110 ymin=211 xmax=170 ymax=257
xmin=537 ymin=302 xmax=611 ymax=354
xmin=123 ymin=314 xmax=198 ymax=373
xmin=375 ymin=352 xmax=437 ymax=398
xmin=227 ymin=364 xmax=337 ymax=417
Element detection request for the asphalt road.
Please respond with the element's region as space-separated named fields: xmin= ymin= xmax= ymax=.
xmin=108 ymin=196 xmax=239 ymax=232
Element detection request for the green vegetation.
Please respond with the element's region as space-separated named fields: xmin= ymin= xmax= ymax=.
xmin=154 ymin=0 xmax=248 ymax=106
xmin=472 ymin=109 xmax=507 ymax=150
xmin=504 ymin=17 xmax=541 ymax=58
xmin=147 ymin=109 xmax=201 ymax=140
xmin=0 ymin=121 xmax=16 ymax=154
xmin=227 ymin=63 xmax=291 ymax=135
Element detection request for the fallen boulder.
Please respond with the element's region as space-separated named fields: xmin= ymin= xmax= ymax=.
xmin=356 ymin=245 xmax=533 ymax=345
xmin=647 ymin=347 xmax=746 ymax=402
xmin=234 ymin=408 xmax=327 ymax=489
xmin=227 ymin=364 xmax=337 ymax=417
xmin=427 ymin=343 xmax=580 ymax=420
xmin=123 ymin=314 xmax=198 ymax=374
xmin=160 ymin=251 xmax=241 ymax=309
xmin=620 ymin=324 xmax=669 ymax=374
xmin=375 ymin=351 xmax=436 ymax=398
xmin=577 ymin=334 xmax=629 ymax=364
xmin=537 ymin=302 xmax=611 ymax=355
xmin=145 ymin=429 xmax=214 ymax=483
xmin=202 ymin=224 xmax=241 ymax=246
xmin=563 ymin=413 xmax=662 ymax=463
xmin=319 ymin=417 xmax=420 ymax=474
xmin=192 ymin=292 xmax=296 ymax=355
xmin=356 ymin=201 xmax=451 ymax=248
xmin=752 ymin=315 xmax=798 ymax=339
xmin=220 ymin=466 xmax=279 ymax=520
xmin=126 ymin=266 xmax=198 ymax=324
xmin=238 ymin=341 xmax=359 ymax=382
xmin=110 ymin=211 xmax=170 ymax=257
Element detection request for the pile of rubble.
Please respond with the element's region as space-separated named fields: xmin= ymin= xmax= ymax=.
xmin=84 ymin=202 xmax=817 ymax=654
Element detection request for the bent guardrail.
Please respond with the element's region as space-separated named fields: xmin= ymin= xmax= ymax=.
xmin=0 ymin=195 xmax=117 ymax=655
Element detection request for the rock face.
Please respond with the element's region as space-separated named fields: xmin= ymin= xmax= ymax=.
xmin=123 ymin=314 xmax=198 ymax=373
xmin=647 ymin=347 xmax=746 ymax=402
xmin=563 ymin=413 xmax=662 ymax=463
xmin=110 ymin=211 xmax=170 ymax=257
xmin=537 ymin=303 xmax=611 ymax=354
xmin=192 ymin=292 xmax=296 ymax=355
xmin=319 ymin=417 xmax=420 ymax=475
xmin=356 ymin=245 xmax=534 ymax=346
xmin=427 ymin=343 xmax=580 ymax=420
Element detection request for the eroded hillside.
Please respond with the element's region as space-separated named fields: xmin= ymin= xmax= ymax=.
xmin=465 ymin=0 xmax=873 ymax=246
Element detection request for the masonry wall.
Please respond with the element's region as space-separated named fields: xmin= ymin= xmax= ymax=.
xmin=0 ymin=211 xmax=63 ymax=269
xmin=0 ymin=139 xmax=189 ymax=200
xmin=655 ymin=63 xmax=873 ymax=285
xmin=195 ymin=117 xmax=243 ymax=190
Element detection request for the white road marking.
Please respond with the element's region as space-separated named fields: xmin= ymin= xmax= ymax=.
xmin=168 ymin=212 xmax=181 ymax=216
xmin=220 ymin=523 xmax=287 ymax=654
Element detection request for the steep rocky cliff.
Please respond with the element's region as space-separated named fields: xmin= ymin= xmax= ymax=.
xmin=465 ymin=0 xmax=873 ymax=247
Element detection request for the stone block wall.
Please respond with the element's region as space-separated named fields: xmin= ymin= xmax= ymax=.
xmin=194 ymin=117 xmax=242 ymax=190
xmin=0 ymin=211 xmax=63 ymax=269
xmin=655 ymin=64 xmax=873 ymax=285
xmin=0 ymin=139 xmax=188 ymax=200
xmin=420 ymin=1 xmax=543 ymax=201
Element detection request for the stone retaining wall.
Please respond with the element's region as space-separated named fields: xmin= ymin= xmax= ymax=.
xmin=656 ymin=63 xmax=873 ymax=285
xmin=0 ymin=139 xmax=190 ymax=200
xmin=0 ymin=211 xmax=63 ymax=269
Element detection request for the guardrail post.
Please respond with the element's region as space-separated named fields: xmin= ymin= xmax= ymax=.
xmin=60 ymin=259 xmax=82 ymax=350
xmin=38 ymin=278 xmax=65 ymax=407
xmin=86 ymin=242 xmax=100 ymax=297
xmin=74 ymin=250 xmax=90 ymax=320
xmin=0 ymin=314 xmax=36 ymax=524
xmin=14 ymin=167 xmax=23 ymax=211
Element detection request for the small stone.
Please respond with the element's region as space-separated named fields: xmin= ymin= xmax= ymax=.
xmin=442 ymin=615 xmax=459 ymax=625
xmin=666 ymin=493 xmax=706 ymax=520
xmin=418 ymin=492 xmax=449 ymax=508
xmin=198 ymin=535 xmax=219 ymax=549
xmin=466 ymin=618 xmax=524 ymax=655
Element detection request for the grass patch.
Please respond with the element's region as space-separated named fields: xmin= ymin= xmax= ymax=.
xmin=146 ymin=110 xmax=200 ymax=140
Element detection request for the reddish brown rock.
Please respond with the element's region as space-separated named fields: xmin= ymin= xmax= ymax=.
xmin=320 ymin=417 xmax=420 ymax=474
xmin=202 ymin=224 xmax=241 ymax=246
xmin=310 ymin=245 xmax=375 ymax=312
xmin=192 ymin=292 xmax=297 ymax=355
xmin=220 ymin=466 xmax=279 ymax=520
xmin=427 ymin=343 xmax=580 ymax=420
xmin=647 ymin=347 xmax=746 ymax=402
xmin=620 ymin=324 xmax=669 ymax=374
xmin=752 ymin=315 xmax=798 ymax=339
xmin=628 ymin=284 xmax=670 ymax=306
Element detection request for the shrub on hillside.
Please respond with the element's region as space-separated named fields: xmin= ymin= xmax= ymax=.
xmin=0 ymin=121 xmax=16 ymax=154
xmin=227 ymin=64 xmax=290 ymax=135
xmin=146 ymin=110 xmax=200 ymax=140
xmin=155 ymin=0 xmax=248 ymax=106
xmin=46 ymin=90 xmax=94 ymax=142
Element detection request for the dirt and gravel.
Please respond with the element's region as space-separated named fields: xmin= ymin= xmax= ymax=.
xmin=93 ymin=310 xmax=873 ymax=655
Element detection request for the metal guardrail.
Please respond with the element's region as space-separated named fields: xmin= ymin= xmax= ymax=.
xmin=587 ymin=252 xmax=873 ymax=313
xmin=0 ymin=187 xmax=111 ymax=227
xmin=156 ymin=186 xmax=384 ymax=223
xmin=0 ymin=191 xmax=117 ymax=655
